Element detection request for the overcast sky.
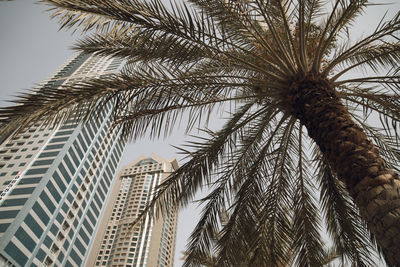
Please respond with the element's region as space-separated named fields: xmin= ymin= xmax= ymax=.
xmin=1 ymin=1 xmax=399 ymax=266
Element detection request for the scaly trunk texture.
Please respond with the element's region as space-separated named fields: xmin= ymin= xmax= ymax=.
xmin=289 ymin=76 xmax=400 ymax=266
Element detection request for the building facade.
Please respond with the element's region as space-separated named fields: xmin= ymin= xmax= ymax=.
xmin=0 ymin=53 xmax=126 ymax=266
xmin=87 ymin=155 xmax=179 ymax=267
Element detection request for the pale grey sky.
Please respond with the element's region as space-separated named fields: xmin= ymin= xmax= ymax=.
xmin=1 ymin=1 xmax=399 ymax=266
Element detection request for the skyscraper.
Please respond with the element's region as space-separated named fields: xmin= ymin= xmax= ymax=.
xmin=87 ymin=154 xmax=179 ymax=267
xmin=0 ymin=53 xmax=126 ymax=266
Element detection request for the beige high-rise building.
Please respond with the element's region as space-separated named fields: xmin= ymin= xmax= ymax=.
xmin=87 ymin=155 xmax=179 ymax=267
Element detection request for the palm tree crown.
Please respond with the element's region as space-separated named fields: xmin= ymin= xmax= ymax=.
xmin=1 ymin=0 xmax=400 ymax=266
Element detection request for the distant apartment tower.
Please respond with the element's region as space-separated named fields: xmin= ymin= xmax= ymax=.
xmin=0 ymin=53 xmax=126 ymax=266
xmin=87 ymin=155 xmax=179 ymax=267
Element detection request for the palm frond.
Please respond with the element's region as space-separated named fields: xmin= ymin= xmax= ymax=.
xmin=313 ymin=0 xmax=369 ymax=71
xmin=324 ymin=9 xmax=400 ymax=75
xmin=292 ymin=126 xmax=326 ymax=266
xmin=331 ymin=43 xmax=400 ymax=80
xmin=72 ymin=30 xmax=213 ymax=70
xmin=185 ymin=110 xmax=289 ymax=266
xmin=341 ymin=91 xmax=400 ymax=135
xmin=129 ymin=102 xmax=260 ymax=231
xmin=221 ymin=117 xmax=298 ymax=265
xmin=0 ymin=76 xmax=119 ymax=138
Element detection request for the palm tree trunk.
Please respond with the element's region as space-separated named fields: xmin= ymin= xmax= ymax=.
xmin=289 ymin=77 xmax=400 ymax=266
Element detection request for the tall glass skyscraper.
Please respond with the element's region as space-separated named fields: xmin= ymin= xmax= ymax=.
xmin=0 ymin=53 xmax=126 ymax=266
xmin=87 ymin=155 xmax=179 ymax=267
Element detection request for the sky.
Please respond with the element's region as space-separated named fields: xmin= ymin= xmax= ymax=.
xmin=0 ymin=1 xmax=399 ymax=266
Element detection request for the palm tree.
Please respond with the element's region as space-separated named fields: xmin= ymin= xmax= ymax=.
xmin=182 ymin=209 xmax=348 ymax=267
xmin=1 ymin=0 xmax=399 ymax=265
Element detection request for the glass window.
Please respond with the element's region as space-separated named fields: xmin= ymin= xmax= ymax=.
xmin=82 ymin=199 xmax=87 ymax=209
xmin=1 ymin=198 xmax=27 ymax=207
xmin=82 ymin=129 xmax=91 ymax=146
xmin=4 ymin=242 xmax=28 ymax=266
xmin=32 ymin=202 xmax=50 ymax=224
xmin=90 ymin=120 xmax=98 ymax=133
xmin=50 ymin=224 xmax=59 ymax=235
xmin=59 ymin=163 xmax=72 ymax=183
xmin=40 ymin=191 xmax=56 ymax=213
xmin=74 ymin=238 xmax=85 ymax=254
xmin=25 ymin=168 xmax=47 ymax=175
xmin=15 ymin=227 xmax=35 ymax=252
xmin=47 ymin=181 xmax=61 ymax=202
xmin=87 ymin=203 xmax=97 ymax=217
xmin=68 ymin=148 xmax=80 ymax=167
xmin=0 ymin=223 xmax=10 ymax=233
xmin=76 ymin=176 xmax=82 ymax=186
xmin=56 ymin=213 xmax=64 ymax=224
xmin=100 ymin=180 xmax=107 ymax=194
xmin=60 ymin=125 xmax=75 ymax=130
xmin=86 ymin=209 xmax=96 ymax=225
xmin=49 ymin=137 xmax=69 ymax=143
xmin=77 ymin=134 xmax=87 ymax=151
xmin=55 ymin=130 xmax=74 ymax=136
xmin=63 ymin=239 xmax=70 ymax=251
xmin=36 ymin=248 xmax=46 ymax=261
xmin=19 ymin=177 xmax=41 ymax=185
xmin=53 ymin=172 xmax=67 ymax=192
xmin=86 ymin=125 xmax=95 ymax=139
xmin=67 ymin=193 xmax=73 ymax=203
xmin=84 ymin=161 xmax=90 ymax=170
xmin=44 ymin=235 xmax=53 ymax=248
xmin=73 ymin=141 xmax=84 ymax=159
xmin=83 ymin=218 xmax=93 ymax=234
xmin=69 ymin=228 xmax=74 ymax=239
xmin=39 ymin=151 xmax=59 ymax=158
xmin=71 ymin=184 xmax=78 ymax=194
xmin=73 ymin=218 xmax=79 ymax=228
xmin=57 ymin=251 xmax=65 ymax=264
xmin=64 ymin=156 xmax=76 ymax=175
xmin=94 ymin=193 xmax=102 ymax=208
xmin=25 ymin=154 xmax=32 ymax=158
xmin=62 ymin=203 xmax=68 ymax=213
xmin=44 ymin=144 xmax=64 ymax=150
xmin=32 ymin=159 xmax=54 ymax=166
xmin=70 ymin=248 xmax=82 ymax=265
xmin=79 ymin=228 xmax=90 ymax=245
xmin=10 ymin=187 xmax=35 ymax=195
xmin=98 ymin=187 xmax=105 ymax=200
